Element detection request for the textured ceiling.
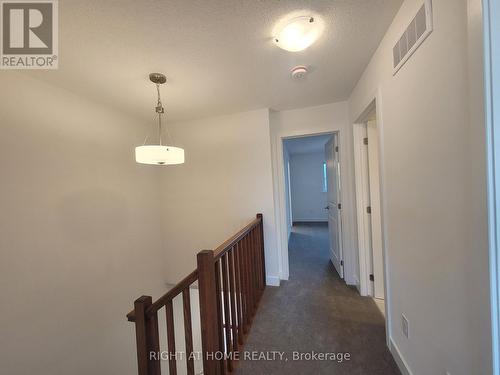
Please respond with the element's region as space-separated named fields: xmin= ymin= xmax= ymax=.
xmin=284 ymin=134 xmax=333 ymax=155
xmin=23 ymin=0 xmax=402 ymax=122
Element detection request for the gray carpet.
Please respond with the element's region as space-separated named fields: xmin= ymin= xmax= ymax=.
xmin=234 ymin=223 xmax=401 ymax=375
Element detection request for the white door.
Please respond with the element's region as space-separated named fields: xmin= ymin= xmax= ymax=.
xmin=325 ymin=135 xmax=344 ymax=278
xmin=367 ymin=120 xmax=385 ymax=299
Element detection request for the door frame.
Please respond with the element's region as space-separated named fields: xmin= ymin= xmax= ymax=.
xmin=353 ymin=122 xmax=373 ymax=296
xmin=325 ymin=133 xmax=345 ymax=278
xmin=366 ymin=120 xmax=385 ymax=300
xmin=484 ymin=0 xmax=500 ymax=372
xmin=352 ymin=94 xmax=391 ymax=346
xmin=277 ymin=131 xmax=339 ymax=281
xmin=353 ymin=120 xmax=385 ymax=299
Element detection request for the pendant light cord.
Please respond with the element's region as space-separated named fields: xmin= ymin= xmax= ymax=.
xmin=142 ymin=79 xmax=176 ymax=147
xmin=158 ymin=112 xmax=162 ymax=146
xmin=156 ymin=82 xmax=161 ymax=103
xmin=156 ymin=83 xmax=163 ymax=146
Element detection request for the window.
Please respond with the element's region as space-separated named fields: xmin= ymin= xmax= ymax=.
xmin=323 ymin=162 xmax=327 ymax=192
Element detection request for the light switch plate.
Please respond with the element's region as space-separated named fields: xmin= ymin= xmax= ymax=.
xmin=402 ymin=314 xmax=409 ymax=338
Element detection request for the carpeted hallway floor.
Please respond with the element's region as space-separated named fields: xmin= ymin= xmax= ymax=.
xmin=234 ymin=223 xmax=401 ymax=375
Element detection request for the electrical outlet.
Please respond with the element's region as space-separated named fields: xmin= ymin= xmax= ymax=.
xmin=402 ymin=314 xmax=409 ymax=338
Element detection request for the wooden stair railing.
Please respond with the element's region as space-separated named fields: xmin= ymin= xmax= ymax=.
xmin=127 ymin=213 xmax=266 ymax=375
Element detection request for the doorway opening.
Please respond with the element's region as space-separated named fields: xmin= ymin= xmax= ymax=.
xmin=282 ymin=132 xmax=344 ymax=279
xmin=353 ymin=105 xmax=386 ymax=310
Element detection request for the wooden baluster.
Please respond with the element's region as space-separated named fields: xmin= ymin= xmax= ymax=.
xmin=257 ymin=213 xmax=266 ymax=290
xmin=197 ymin=250 xmax=221 ymax=375
xmin=231 ymin=243 xmax=243 ymax=344
xmin=250 ymin=231 xmax=257 ymax=312
xmin=233 ymin=242 xmax=244 ymax=344
xmin=256 ymin=222 xmax=263 ymax=293
xmin=228 ymin=248 xmax=239 ymax=352
xmin=221 ymin=253 xmax=233 ymax=372
xmin=247 ymin=231 xmax=253 ymax=312
xmin=237 ymin=240 xmax=248 ymax=334
xmin=243 ymin=234 xmax=253 ymax=323
xmin=255 ymin=228 xmax=260 ymax=300
xmin=134 ymin=296 xmax=161 ymax=375
xmin=254 ymin=228 xmax=260 ymax=302
xmin=254 ymin=227 xmax=261 ymax=295
xmin=182 ymin=289 xmax=195 ymax=375
xmin=260 ymin=221 xmax=265 ymax=290
xmin=165 ymin=300 xmax=177 ymax=375
xmin=214 ymin=259 xmax=226 ymax=375
xmin=249 ymin=229 xmax=257 ymax=311
xmin=254 ymin=228 xmax=259 ymax=302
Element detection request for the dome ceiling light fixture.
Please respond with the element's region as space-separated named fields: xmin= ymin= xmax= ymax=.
xmin=273 ymin=15 xmax=324 ymax=52
xmin=135 ymin=73 xmax=185 ymax=166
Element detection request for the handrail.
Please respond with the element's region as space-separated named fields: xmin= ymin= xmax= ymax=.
xmin=127 ymin=269 xmax=198 ymax=322
xmin=213 ymin=216 xmax=261 ymax=259
xmin=127 ymin=217 xmax=262 ymax=321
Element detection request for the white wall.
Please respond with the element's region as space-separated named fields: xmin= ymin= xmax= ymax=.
xmin=288 ymin=152 xmax=328 ymax=222
xmin=467 ymin=0 xmax=491 ymax=372
xmin=0 ymin=73 xmax=167 ymax=375
xmin=270 ymin=102 xmax=359 ymax=285
xmin=159 ymin=109 xmax=280 ymax=286
xmin=348 ymin=0 xmax=490 ymax=373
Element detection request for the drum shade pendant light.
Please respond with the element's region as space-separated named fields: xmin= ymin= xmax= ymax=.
xmin=135 ymin=73 xmax=185 ymax=165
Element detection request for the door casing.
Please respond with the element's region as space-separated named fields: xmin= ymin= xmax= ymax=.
xmin=325 ymin=134 xmax=344 ymax=278
xmin=366 ymin=120 xmax=385 ymax=300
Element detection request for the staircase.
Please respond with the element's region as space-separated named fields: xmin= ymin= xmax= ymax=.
xmin=126 ymin=214 xmax=266 ymax=375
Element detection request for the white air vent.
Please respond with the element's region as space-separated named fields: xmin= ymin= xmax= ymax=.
xmin=393 ymin=0 xmax=433 ymax=74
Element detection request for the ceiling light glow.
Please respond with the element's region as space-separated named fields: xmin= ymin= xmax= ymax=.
xmin=274 ymin=16 xmax=324 ymax=52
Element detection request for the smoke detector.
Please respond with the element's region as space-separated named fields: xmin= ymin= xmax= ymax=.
xmin=291 ymin=65 xmax=308 ymax=79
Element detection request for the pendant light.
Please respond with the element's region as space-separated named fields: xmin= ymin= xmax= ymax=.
xmin=135 ymin=73 xmax=185 ymax=165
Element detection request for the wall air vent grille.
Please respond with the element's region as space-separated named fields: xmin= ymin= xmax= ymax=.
xmin=393 ymin=0 xmax=433 ymax=74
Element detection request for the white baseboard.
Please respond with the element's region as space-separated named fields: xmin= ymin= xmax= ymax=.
xmin=292 ymin=218 xmax=328 ymax=223
xmin=389 ymin=338 xmax=413 ymax=375
xmin=353 ymin=276 xmax=360 ymax=292
xmin=266 ymin=275 xmax=280 ymax=286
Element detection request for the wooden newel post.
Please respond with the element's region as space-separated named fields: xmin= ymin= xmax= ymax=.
xmin=134 ymin=296 xmax=161 ymax=375
xmin=197 ymin=250 xmax=221 ymax=375
xmin=256 ymin=213 xmax=266 ymax=288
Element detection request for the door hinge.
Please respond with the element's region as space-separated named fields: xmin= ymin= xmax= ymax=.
xmin=335 ymin=146 xmax=339 ymax=152
xmin=363 ymin=137 xmax=368 ymax=145
xmin=369 ymin=274 xmax=374 ymax=281
xmin=340 ymin=260 xmax=344 ymax=266
xmin=366 ymin=206 xmax=372 ymax=214
xmin=338 ymin=203 xmax=342 ymax=210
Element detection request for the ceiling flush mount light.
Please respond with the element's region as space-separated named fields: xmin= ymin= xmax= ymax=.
xmin=273 ymin=16 xmax=324 ymax=52
xmin=135 ymin=73 xmax=185 ymax=165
